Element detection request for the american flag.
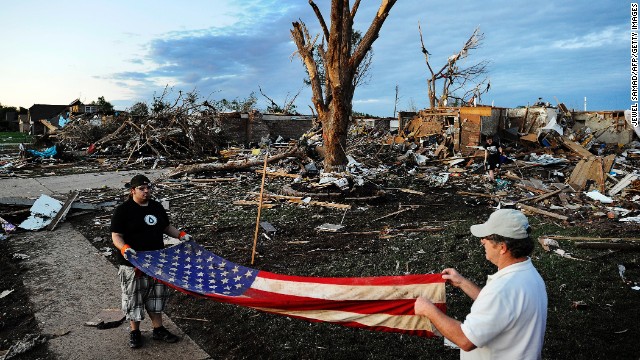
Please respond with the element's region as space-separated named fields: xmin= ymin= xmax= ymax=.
xmin=128 ymin=241 xmax=446 ymax=337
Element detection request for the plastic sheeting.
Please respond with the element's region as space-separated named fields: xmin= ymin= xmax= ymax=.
xmin=27 ymin=145 xmax=57 ymax=158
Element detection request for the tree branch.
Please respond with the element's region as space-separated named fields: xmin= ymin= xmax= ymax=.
xmin=309 ymin=0 xmax=330 ymax=41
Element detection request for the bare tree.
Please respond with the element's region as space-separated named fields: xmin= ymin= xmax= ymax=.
xmin=258 ymin=86 xmax=302 ymax=115
xmin=291 ymin=0 xmax=397 ymax=171
xmin=419 ymin=24 xmax=490 ymax=108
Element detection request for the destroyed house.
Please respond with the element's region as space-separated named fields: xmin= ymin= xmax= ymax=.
xmin=400 ymin=106 xmax=509 ymax=155
xmin=28 ymin=104 xmax=69 ymax=135
xmin=401 ymin=105 xmax=636 ymax=156
xmin=218 ymin=112 xmax=315 ymax=145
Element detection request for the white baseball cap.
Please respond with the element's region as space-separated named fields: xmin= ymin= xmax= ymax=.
xmin=470 ymin=209 xmax=530 ymax=239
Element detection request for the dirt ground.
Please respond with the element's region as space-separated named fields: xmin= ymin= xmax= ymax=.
xmin=2 ymin=144 xmax=640 ymax=359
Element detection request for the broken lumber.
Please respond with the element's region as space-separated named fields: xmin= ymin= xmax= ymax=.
xmin=567 ymin=155 xmax=615 ymax=191
xmin=288 ymin=199 xmax=351 ymax=210
xmin=233 ymin=200 xmax=275 ymax=209
xmin=168 ymin=146 xmax=300 ymax=177
xmin=457 ymin=191 xmax=501 ymax=199
xmin=543 ymin=235 xmax=640 ymax=242
xmin=373 ymin=207 xmax=417 ymax=221
xmin=189 ymin=178 xmax=237 ymax=183
xmin=46 ymin=191 xmax=79 ymax=231
xmin=255 ymin=170 xmax=302 ymax=179
xmin=609 ymin=173 xmax=639 ymax=196
xmin=517 ymin=204 xmax=568 ymax=221
xmin=516 ymin=188 xmax=564 ymax=204
xmin=559 ymin=136 xmax=594 ymax=158
xmin=575 ymin=242 xmax=640 ymax=251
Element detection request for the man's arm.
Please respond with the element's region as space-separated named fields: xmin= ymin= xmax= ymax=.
xmin=112 ymin=232 xmax=126 ymax=251
xmin=415 ymin=297 xmax=476 ymax=351
xmin=441 ymin=268 xmax=482 ymax=301
xmin=164 ymin=225 xmax=181 ymax=238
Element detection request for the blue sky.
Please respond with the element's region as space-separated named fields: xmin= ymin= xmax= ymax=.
xmin=0 ymin=1 xmax=631 ymax=116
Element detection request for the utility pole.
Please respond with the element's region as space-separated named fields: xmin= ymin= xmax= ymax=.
xmin=393 ymin=84 xmax=399 ymax=118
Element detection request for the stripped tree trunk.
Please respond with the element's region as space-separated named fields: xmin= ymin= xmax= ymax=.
xmin=291 ymin=0 xmax=397 ymax=172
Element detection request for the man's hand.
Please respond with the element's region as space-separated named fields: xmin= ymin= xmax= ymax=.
xmin=179 ymin=231 xmax=193 ymax=242
xmin=441 ymin=268 xmax=465 ymax=288
xmin=121 ymin=244 xmax=137 ymax=260
xmin=414 ymin=297 xmax=437 ymax=317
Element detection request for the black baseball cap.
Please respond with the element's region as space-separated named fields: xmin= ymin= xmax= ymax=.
xmin=127 ymin=174 xmax=151 ymax=189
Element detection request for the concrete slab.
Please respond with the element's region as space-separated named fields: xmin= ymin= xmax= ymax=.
xmin=0 ymin=169 xmax=170 ymax=198
xmin=13 ymin=223 xmax=211 ymax=360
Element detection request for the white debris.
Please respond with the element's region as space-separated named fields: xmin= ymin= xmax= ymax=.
xmin=0 ymin=289 xmax=14 ymax=299
xmin=316 ymin=223 xmax=345 ymax=232
xmin=584 ymin=190 xmax=613 ymax=204
xmin=18 ymin=194 xmax=63 ymax=230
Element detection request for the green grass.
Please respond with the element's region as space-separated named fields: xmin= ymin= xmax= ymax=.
xmin=0 ymin=131 xmax=32 ymax=143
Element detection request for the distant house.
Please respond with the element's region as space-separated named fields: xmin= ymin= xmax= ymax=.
xmin=68 ymin=98 xmax=100 ymax=115
xmin=27 ymin=104 xmax=68 ymax=135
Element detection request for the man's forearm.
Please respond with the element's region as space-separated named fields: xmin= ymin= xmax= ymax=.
xmin=424 ymin=306 xmax=476 ymax=352
xmin=164 ymin=225 xmax=181 ymax=238
xmin=458 ymin=278 xmax=482 ymax=301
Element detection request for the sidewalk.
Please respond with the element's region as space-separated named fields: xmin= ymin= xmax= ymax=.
xmin=4 ymin=170 xmax=211 ymax=359
xmin=0 ymin=169 xmax=170 ymax=198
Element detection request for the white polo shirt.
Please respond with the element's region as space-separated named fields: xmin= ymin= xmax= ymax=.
xmin=460 ymin=258 xmax=547 ymax=360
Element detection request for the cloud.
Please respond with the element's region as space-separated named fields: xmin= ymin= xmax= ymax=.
xmin=551 ymin=25 xmax=627 ymax=50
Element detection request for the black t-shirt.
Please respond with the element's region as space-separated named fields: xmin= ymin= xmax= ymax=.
xmin=110 ymin=198 xmax=170 ymax=266
xmin=484 ymin=141 xmax=502 ymax=163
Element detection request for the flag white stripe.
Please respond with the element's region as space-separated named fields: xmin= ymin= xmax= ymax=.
xmin=252 ymin=307 xmax=438 ymax=333
xmin=252 ymin=277 xmax=446 ymax=302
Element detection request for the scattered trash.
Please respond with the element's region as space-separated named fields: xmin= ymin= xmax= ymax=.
xmin=316 ymin=223 xmax=345 ymax=232
xmin=84 ymin=308 xmax=126 ymax=329
xmin=571 ymin=300 xmax=588 ymax=310
xmin=0 ymin=289 xmax=14 ymax=299
xmin=1 ymin=334 xmax=48 ymax=359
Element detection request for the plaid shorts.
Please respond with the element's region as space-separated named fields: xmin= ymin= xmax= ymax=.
xmin=118 ymin=265 xmax=170 ymax=321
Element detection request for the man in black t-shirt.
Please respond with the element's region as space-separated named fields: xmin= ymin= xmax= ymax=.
xmin=111 ymin=174 xmax=193 ymax=349
xmin=483 ymin=135 xmax=503 ymax=183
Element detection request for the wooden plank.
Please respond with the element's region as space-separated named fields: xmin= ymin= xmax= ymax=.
xmin=459 ymin=106 xmax=493 ymax=116
xmin=517 ymin=204 xmax=568 ymax=221
xmin=189 ymin=178 xmax=237 ymax=183
xmin=576 ymin=242 xmax=640 ymax=251
xmin=46 ymin=191 xmax=79 ymax=231
xmin=39 ymin=119 xmax=58 ymax=133
xmin=233 ymin=200 xmax=276 ymax=208
xmin=254 ymin=170 xmax=302 ymax=179
xmin=567 ymin=158 xmax=593 ymax=190
xmin=560 ymin=136 xmax=593 ymax=158
xmin=609 ymin=173 xmax=639 ymax=195
xmin=516 ymin=188 xmax=563 ymax=204
xmin=545 ymin=235 xmax=640 ymax=242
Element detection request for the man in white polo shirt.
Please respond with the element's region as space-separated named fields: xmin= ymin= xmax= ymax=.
xmin=415 ymin=209 xmax=547 ymax=359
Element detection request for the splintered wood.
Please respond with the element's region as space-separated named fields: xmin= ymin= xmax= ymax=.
xmin=567 ymin=155 xmax=615 ymax=191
